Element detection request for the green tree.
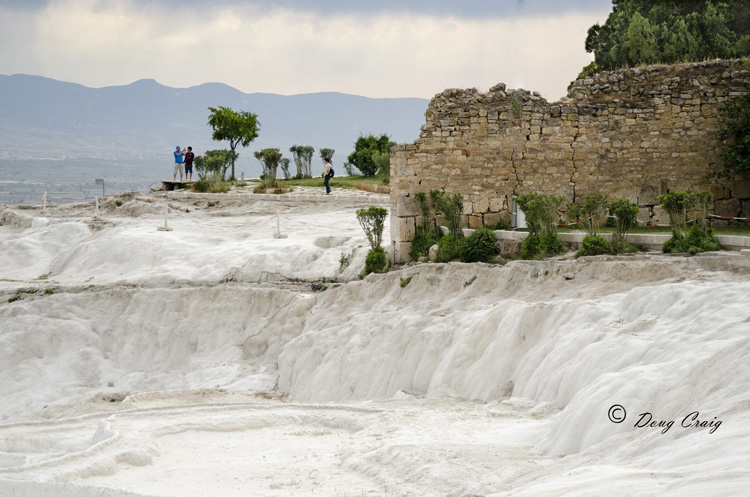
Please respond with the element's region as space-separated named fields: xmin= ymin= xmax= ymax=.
xmin=624 ymin=12 xmax=659 ymax=65
xmin=517 ymin=193 xmax=565 ymax=259
xmin=290 ymin=145 xmax=315 ymax=178
xmin=194 ymin=149 xmax=237 ymax=181
xmin=609 ymin=198 xmax=639 ymax=254
xmin=581 ymin=0 xmax=748 ymax=75
xmin=207 ymin=106 xmax=260 ymax=180
xmin=357 ymin=206 xmax=389 ymax=275
xmin=347 ymin=134 xmax=396 ymax=177
xmin=280 ymin=157 xmax=291 ymax=180
xmin=253 ymin=148 xmax=283 ymax=182
xmin=566 ymin=193 xmax=609 ymax=236
xmin=319 ymin=148 xmax=335 ymax=162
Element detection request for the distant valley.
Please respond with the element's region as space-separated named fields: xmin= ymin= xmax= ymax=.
xmin=0 ymin=74 xmax=429 ymax=203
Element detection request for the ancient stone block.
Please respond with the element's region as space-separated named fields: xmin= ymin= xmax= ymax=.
xmin=468 ymin=215 xmax=483 ymax=228
xmin=395 ymin=195 xmax=421 ymax=217
xmin=489 ymin=196 xmax=504 ymax=212
xmin=715 ymin=198 xmax=742 ymax=217
xmin=731 ymin=179 xmax=750 ymax=200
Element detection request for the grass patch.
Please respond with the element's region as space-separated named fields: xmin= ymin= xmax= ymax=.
xmin=556 ymin=223 xmax=750 ymax=236
xmin=284 ymin=173 xmax=388 ymax=191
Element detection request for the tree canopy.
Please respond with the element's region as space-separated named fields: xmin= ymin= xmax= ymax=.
xmin=253 ymin=148 xmax=283 ymax=181
xmin=207 ymin=106 xmax=260 ymax=180
xmin=289 ymin=145 xmax=315 ymax=178
xmin=582 ymin=0 xmax=750 ymax=74
xmin=347 ymin=134 xmax=396 ymax=177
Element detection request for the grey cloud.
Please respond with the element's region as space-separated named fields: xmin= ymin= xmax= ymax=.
xmin=1 ymin=0 xmax=613 ymax=18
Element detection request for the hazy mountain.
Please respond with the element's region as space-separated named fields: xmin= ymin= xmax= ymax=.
xmin=0 ymin=74 xmax=429 ymax=176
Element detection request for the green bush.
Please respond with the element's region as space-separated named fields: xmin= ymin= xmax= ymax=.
xmin=663 ymin=225 xmax=721 ymax=254
xmin=517 ymin=193 xmax=565 ymax=237
xmin=577 ymin=234 xmax=609 ymax=257
xmin=431 ymin=190 xmax=464 ymax=238
xmin=435 ymin=235 xmax=464 ymax=263
xmin=521 ymin=233 xmax=564 ymax=260
xmin=364 ymin=247 xmax=388 ymax=275
xmin=347 ymin=134 xmax=395 ymax=177
xmin=540 ymin=232 xmax=564 ymax=256
xmin=660 ymin=189 xmax=718 ymax=254
xmin=609 ymin=198 xmax=639 ymax=254
xmin=193 ymin=173 xmax=230 ymax=193
xmin=356 ymin=206 xmax=388 ymax=251
xmin=520 ymin=235 xmax=540 ymax=260
xmin=461 ymin=228 xmax=498 ymax=263
xmin=492 ymin=219 xmax=511 ymax=230
xmin=566 ymin=193 xmax=608 ymax=235
xmin=372 ymin=151 xmax=391 ymax=184
xmin=411 ymin=228 xmax=440 ymax=260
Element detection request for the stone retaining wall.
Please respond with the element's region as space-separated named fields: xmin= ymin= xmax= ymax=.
xmin=390 ymin=59 xmax=750 ymax=262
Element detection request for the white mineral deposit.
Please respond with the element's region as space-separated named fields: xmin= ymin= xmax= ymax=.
xmin=0 ymin=192 xmax=748 ymax=497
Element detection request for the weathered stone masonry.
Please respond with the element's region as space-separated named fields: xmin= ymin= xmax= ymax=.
xmin=390 ymin=59 xmax=750 ymax=263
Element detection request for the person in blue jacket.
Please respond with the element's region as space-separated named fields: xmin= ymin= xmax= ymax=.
xmin=173 ymin=146 xmax=184 ymax=181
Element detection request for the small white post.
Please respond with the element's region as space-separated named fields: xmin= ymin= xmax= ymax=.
xmin=95 ymin=196 xmax=100 ymax=219
xmin=273 ymin=208 xmax=287 ymax=238
xmin=42 ymin=191 xmax=47 ymax=213
xmin=158 ymin=203 xmax=173 ymax=231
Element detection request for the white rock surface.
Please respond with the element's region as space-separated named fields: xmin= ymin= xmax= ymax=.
xmin=1 ymin=194 xmax=749 ymax=497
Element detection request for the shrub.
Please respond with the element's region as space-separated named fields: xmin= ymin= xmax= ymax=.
xmin=195 ymin=149 xmax=237 ymax=180
xmin=411 ymin=228 xmax=438 ymax=260
xmin=356 ymin=206 xmax=388 ymax=251
xmin=372 ymin=151 xmax=391 ymax=184
xmin=663 ymin=225 xmax=721 ymax=254
xmin=347 ymin=134 xmax=395 ymax=177
xmin=364 ymin=247 xmax=388 ymax=275
xmin=660 ymin=189 xmax=718 ymax=254
xmin=517 ymin=193 xmax=565 ymax=238
xmin=609 ymin=198 xmax=639 ymax=254
xmin=539 ymin=232 xmax=564 ymax=256
xmin=431 ymin=190 xmax=464 ymax=238
xmin=520 ymin=235 xmax=540 ymax=260
xmin=461 ymin=228 xmax=498 ymax=263
xmin=521 ymin=232 xmax=564 ymax=259
xmin=254 ymin=148 xmax=283 ymax=182
xmin=566 ymin=193 xmax=608 ymax=235
xmin=517 ymin=193 xmax=565 ymax=260
xmin=659 ymin=190 xmax=694 ymax=235
xmin=193 ymin=173 xmax=230 ymax=193
xmin=577 ymin=234 xmax=609 ymax=257
xmin=435 ymin=235 xmax=464 ymax=263
xmin=492 ymin=219 xmax=512 ymax=230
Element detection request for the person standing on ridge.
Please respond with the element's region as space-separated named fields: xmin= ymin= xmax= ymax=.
xmin=173 ymin=146 xmax=184 ymax=181
xmin=323 ymin=158 xmax=333 ymax=195
xmin=184 ymin=146 xmax=195 ymax=181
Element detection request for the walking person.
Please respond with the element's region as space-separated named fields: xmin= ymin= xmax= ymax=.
xmin=184 ymin=146 xmax=195 ymax=181
xmin=173 ymin=146 xmax=185 ymax=181
xmin=323 ymin=158 xmax=333 ymax=195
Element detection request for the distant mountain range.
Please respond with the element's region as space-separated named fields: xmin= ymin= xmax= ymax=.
xmin=0 ymin=74 xmax=429 ymax=176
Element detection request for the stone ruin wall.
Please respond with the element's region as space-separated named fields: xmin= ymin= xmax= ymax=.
xmin=390 ymin=59 xmax=750 ymax=263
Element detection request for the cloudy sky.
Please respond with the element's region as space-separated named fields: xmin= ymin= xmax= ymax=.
xmin=0 ymin=0 xmax=613 ymax=100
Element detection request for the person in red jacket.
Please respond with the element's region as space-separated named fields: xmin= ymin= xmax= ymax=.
xmin=184 ymin=146 xmax=195 ymax=181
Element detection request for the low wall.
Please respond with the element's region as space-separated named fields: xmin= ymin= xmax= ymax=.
xmin=390 ymin=59 xmax=750 ymax=262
